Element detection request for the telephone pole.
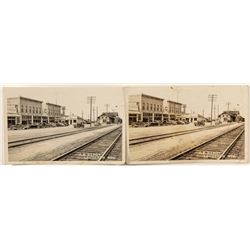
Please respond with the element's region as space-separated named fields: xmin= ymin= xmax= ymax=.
xmin=214 ymin=104 xmax=216 ymax=121
xmin=208 ymin=94 xmax=217 ymax=125
xmin=87 ymin=96 xmax=96 ymax=126
xmin=105 ymin=104 xmax=110 ymax=113
xmin=226 ymin=102 xmax=231 ymax=111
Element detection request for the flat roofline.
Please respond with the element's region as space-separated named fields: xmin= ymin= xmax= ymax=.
xmin=167 ymin=100 xmax=183 ymax=105
xmin=8 ymin=96 xmax=43 ymax=103
xmin=46 ymin=102 xmax=61 ymax=107
xmin=141 ymin=93 xmax=164 ymax=101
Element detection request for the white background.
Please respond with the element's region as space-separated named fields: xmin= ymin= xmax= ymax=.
xmin=0 ymin=1 xmax=250 ymax=250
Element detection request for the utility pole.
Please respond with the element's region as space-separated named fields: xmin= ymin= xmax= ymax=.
xmin=226 ymin=102 xmax=231 ymax=111
xmin=208 ymin=94 xmax=217 ymax=125
xmin=93 ymin=107 xmax=95 ymax=122
xmin=105 ymin=104 xmax=110 ymax=113
xmin=87 ymin=96 xmax=96 ymax=126
xmin=96 ymin=106 xmax=98 ymax=119
xmin=214 ymin=104 xmax=216 ymax=121
xmin=217 ymin=105 xmax=219 ymax=118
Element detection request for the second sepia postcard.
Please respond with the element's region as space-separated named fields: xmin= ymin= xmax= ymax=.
xmin=125 ymin=85 xmax=249 ymax=164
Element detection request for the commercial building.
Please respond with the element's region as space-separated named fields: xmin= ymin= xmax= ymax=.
xmin=64 ymin=115 xmax=86 ymax=126
xmin=7 ymin=96 xmax=43 ymax=127
xmin=181 ymin=113 xmax=207 ymax=123
xmin=7 ymin=96 xmax=65 ymax=127
xmin=128 ymin=94 xmax=164 ymax=124
xmin=42 ymin=102 xmax=62 ymax=123
xmin=164 ymin=100 xmax=183 ymax=121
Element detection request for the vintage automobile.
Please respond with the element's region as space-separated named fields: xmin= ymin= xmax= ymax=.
xmin=194 ymin=120 xmax=205 ymax=126
xmin=176 ymin=120 xmax=185 ymax=125
xmin=73 ymin=122 xmax=85 ymax=128
xmin=9 ymin=124 xmax=30 ymax=130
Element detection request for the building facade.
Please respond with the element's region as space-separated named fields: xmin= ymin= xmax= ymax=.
xmin=128 ymin=94 xmax=164 ymax=124
xmin=97 ymin=112 xmax=122 ymax=124
xmin=218 ymin=111 xmax=241 ymax=123
xmin=7 ymin=96 xmax=43 ymax=127
xmin=42 ymin=103 xmax=62 ymax=123
xmin=164 ymin=100 xmax=183 ymax=121
xmin=7 ymin=96 xmax=65 ymax=127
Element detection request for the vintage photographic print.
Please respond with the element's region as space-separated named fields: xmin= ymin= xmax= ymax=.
xmin=3 ymin=85 xmax=125 ymax=164
xmin=126 ymin=85 xmax=249 ymax=164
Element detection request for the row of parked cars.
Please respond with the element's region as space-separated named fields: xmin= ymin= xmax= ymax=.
xmin=9 ymin=122 xmax=68 ymax=130
xmin=131 ymin=120 xmax=190 ymax=128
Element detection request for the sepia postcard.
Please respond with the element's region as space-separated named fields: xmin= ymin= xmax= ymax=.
xmin=2 ymin=85 xmax=125 ymax=164
xmin=125 ymin=85 xmax=249 ymax=164
xmin=1 ymin=84 xmax=249 ymax=165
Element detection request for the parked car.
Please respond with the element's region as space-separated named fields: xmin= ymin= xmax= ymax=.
xmin=194 ymin=120 xmax=205 ymax=126
xmin=49 ymin=122 xmax=57 ymax=127
xmin=131 ymin=121 xmax=149 ymax=127
xmin=176 ymin=120 xmax=185 ymax=125
xmin=9 ymin=124 xmax=30 ymax=130
xmin=74 ymin=122 xmax=85 ymax=128
xmin=56 ymin=122 xmax=65 ymax=127
xmin=29 ymin=123 xmax=39 ymax=129
xmin=148 ymin=122 xmax=160 ymax=127
xmin=168 ymin=120 xmax=177 ymax=125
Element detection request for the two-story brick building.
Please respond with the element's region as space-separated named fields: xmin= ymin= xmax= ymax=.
xmin=7 ymin=96 xmax=43 ymax=127
xmin=128 ymin=94 xmax=164 ymax=124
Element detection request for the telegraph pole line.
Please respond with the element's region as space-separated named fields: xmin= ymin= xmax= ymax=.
xmin=226 ymin=102 xmax=231 ymax=111
xmin=93 ymin=107 xmax=95 ymax=122
xmin=214 ymin=104 xmax=216 ymax=121
xmin=87 ymin=96 xmax=96 ymax=127
xmin=208 ymin=94 xmax=217 ymax=125
xmin=105 ymin=104 xmax=110 ymax=113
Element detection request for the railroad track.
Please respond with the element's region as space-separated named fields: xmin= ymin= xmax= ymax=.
xmin=129 ymin=123 xmax=234 ymax=145
xmin=52 ymin=126 xmax=122 ymax=161
xmin=8 ymin=125 xmax=110 ymax=148
xmin=169 ymin=125 xmax=245 ymax=160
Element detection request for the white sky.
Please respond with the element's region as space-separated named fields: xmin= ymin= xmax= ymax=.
xmin=4 ymin=86 xmax=124 ymax=119
xmin=126 ymin=85 xmax=249 ymax=118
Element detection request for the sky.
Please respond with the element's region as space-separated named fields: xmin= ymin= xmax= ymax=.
xmin=4 ymin=85 xmax=125 ymax=119
xmin=126 ymin=85 xmax=249 ymax=118
xmin=4 ymin=85 xmax=248 ymax=119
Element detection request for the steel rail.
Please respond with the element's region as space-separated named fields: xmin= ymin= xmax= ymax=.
xmin=8 ymin=126 xmax=110 ymax=148
xmin=98 ymin=132 xmax=122 ymax=161
xmin=169 ymin=124 xmax=244 ymax=160
xmin=52 ymin=126 xmax=122 ymax=161
xmin=129 ymin=123 xmax=234 ymax=146
xmin=218 ymin=129 xmax=245 ymax=160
